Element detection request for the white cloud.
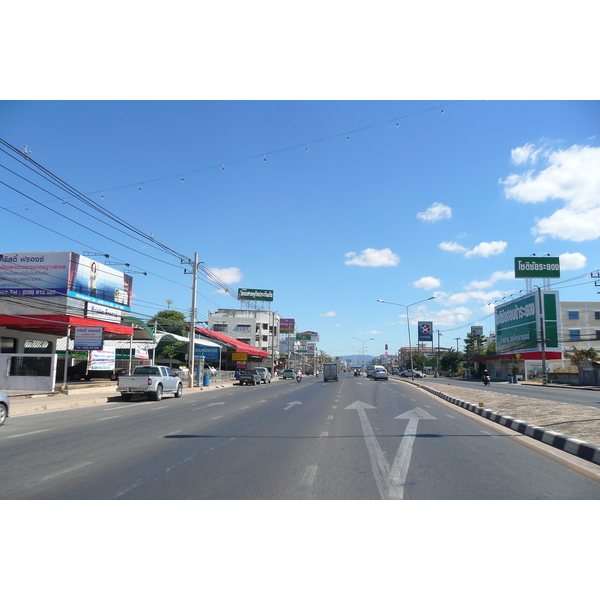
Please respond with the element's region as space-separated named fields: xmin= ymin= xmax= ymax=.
xmin=501 ymin=144 xmax=600 ymax=241
xmin=345 ymin=248 xmax=400 ymax=267
xmin=560 ymin=252 xmax=587 ymax=270
xmin=464 ymin=241 xmax=508 ymax=258
xmin=206 ymin=266 xmax=243 ymax=285
xmin=320 ymin=311 xmax=338 ymax=317
xmin=359 ymin=330 xmax=381 ymax=335
xmin=440 ymin=240 xmax=507 ymax=258
xmin=511 ymin=142 xmax=543 ymax=165
xmin=465 ymin=270 xmax=515 ymax=290
xmin=439 ymin=241 xmax=468 ymax=253
xmin=444 ymin=289 xmax=514 ymax=306
xmin=409 ymin=306 xmax=473 ymax=327
xmin=413 ymin=276 xmax=441 ymax=290
xmin=416 ymin=202 xmax=452 ymax=222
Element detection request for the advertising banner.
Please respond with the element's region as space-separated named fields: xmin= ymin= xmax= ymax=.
xmin=471 ymin=326 xmax=484 ymax=336
xmin=89 ymin=348 xmax=116 ymax=370
xmin=0 ymin=251 xmax=132 ymax=310
xmin=514 ymin=256 xmax=560 ymax=279
xmin=418 ymin=322 xmax=433 ymax=342
xmin=495 ymin=291 xmax=560 ymax=354
xmin=74 ymin=326 xmax=104 ymax=351
xmin=280 ymin=319 xmax=295 ymax=334
xmin=238 ymin=288 xmax=274 ymax=302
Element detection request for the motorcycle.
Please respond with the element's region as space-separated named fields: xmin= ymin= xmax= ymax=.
xmin=296 ymin=374 xmax=302 ymax=383
xmin=483 ymin=375 xmax=491 ymax=386
xmin=354 ymin=370 xmax=360 ymax=377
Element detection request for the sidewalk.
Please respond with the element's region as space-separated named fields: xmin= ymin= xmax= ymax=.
xmin=5 ymin=378 xmax=239 ymax=417
xmin=406 ymin=379 xmax=600 ymax=465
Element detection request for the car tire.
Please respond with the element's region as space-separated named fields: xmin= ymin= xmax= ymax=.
xmin=0 ymin=403 xmax=7 ymax=426
xmin=152 ymin=384 xmax=163 ymax=401
xmin=174 ymin=383 xmax=183 ymax=398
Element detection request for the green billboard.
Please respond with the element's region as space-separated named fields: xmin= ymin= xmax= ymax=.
xmin=495 ymin=291 xmax=560 ymax=354
xmin=514 ymin=257 xmax=560 ymax=279
xmin=237 ymin=288 xmax=274 ymax=302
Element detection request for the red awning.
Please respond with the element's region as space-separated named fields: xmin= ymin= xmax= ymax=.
xmin=469 ymin=351 xmax=562 ymax=362
xmin=195 ymin=327 xmax=269 ymax=357
xmin=0 ymin=314 xmax=134 ymax=337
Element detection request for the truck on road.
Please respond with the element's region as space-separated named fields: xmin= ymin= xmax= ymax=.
xmin=323 ymin=363 xmax=338 ymax=382
xmin=116 ymin=365 xmax=183 ymax=401
xmin=238 ymin=369 xmax=262 ymax=385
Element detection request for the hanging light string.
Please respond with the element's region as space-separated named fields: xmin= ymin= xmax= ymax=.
xmin=75 ymin=101 xmax=458 ymax=197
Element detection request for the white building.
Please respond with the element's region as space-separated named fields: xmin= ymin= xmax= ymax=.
xmin=207 ymin=308 xmax=280 ymax=358
xmin=560 ymin=301 xmax=600 ymax=352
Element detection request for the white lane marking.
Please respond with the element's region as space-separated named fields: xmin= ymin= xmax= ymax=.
xmin=150 ymin=406 xmax=167 ymax=410
xmin=320 ymin=432 xmax=329 ymax=438
xmin=99 ymin=415 xmax=122 ymax=420
xmin=240 ymin=406 xmax=250 ymax=410
xmin=445 ymin=414 xmax=456 ymax=419
xmin=332 ymin=405 xmax=337 ymax=409
xmin=284 ymin=401 xmax=302 ymax=411
xmin=6 ymin=429 xmax=50 ymax=439
xmin=327 ymin=415 xmax=334 ymax=420
xmin=301 ymin=465 xmax=318 ymax=486
xmin=162 ymin=430 xmax=182 ymax=437
xmin=211 ymin=416 xmax=224 ymax=421
xmin=480 ymin=429 xmax=501 ymax=437
xmin=41 ymin=462 xmax=93 ymax=481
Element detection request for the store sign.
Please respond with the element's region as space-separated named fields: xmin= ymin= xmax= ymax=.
xmin=280 ymin=319 xmax=295 ymax=334
xmin=74 ymin=326 xmax=104 ymax=351
xmin=195 ymin=346 xmax=220 ymax=360
xmin=238 ymin=288 xmax=274 ymax=302
xmin=86 ymin=302 xmax=122 ymax=323
xmin=471 ymin=326 xmax=484 ymax=336
xmin=232 ymin=352 xmax=248 ymax=361
xmin=514 ymin=257 xmax=560 ymax=279
xmin=418 ymin=322 xmax=433 ymax=342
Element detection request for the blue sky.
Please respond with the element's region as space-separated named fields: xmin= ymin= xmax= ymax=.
xmin=1 ymin=100 xmax=599 ymax=358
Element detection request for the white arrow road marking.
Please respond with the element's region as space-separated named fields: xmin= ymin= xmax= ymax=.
xmin=346 ymin=402 xmax=436 ymax=500
xmin=389 ymin=408 xmax=436 ymax=500
xmin=284 ymin=401 xmax=302 ymax=410
xmin=346 ymin=401 xmax=391 ymax=499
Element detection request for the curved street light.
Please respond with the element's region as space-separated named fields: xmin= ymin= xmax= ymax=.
xmin=377 ymin=297 xmax=435 ymax=380
xmin=353 ymin=336 xmax=373 ymax=370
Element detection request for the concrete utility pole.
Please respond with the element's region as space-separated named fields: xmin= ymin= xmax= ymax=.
xmin=183 ymin=252 xmax=198 ymax=388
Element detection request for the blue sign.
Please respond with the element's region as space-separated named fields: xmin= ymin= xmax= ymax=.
xmin=194 ymin=346 xmax=219 ymax=360
xmin=418 ymin=321 xmax=433 ymax=342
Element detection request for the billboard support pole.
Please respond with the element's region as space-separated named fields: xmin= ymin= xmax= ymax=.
xmin=183 ymin=252 xmax=198 ymax=389
xmin=537 ymin=286 xmax=547 ymax=385
xmin=63 ymin=325 xmax=71 ymax=393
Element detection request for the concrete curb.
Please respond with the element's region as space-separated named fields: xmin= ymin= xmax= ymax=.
xmin=409 ymin=381 xmax=600 ymax=466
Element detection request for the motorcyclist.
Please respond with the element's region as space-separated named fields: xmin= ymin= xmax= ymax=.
xmin=296 ymin=369 xmax=302 ymax=381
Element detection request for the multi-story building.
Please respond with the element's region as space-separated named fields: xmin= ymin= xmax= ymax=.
xmin=560 ymin=301 xmax=600 ymax=352
xmin=207 ymin=308 xmax=280 ymax=361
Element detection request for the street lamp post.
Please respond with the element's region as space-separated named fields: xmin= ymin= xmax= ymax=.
xmin=353 ymin=337 xmax=373 ymax=371
xmin=377 ymin=297 xmax=435 ymax=380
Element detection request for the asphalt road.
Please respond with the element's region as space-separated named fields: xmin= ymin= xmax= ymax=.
xmin=2 ymin=373 xmax=600 ymax=499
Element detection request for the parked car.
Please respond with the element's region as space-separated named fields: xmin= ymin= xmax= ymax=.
xmin=238 ymin=369 xmax=262 ymax=385
xmin=373 ymin=368 xmax=388 ymax=380
xmin=0 ymin=391 xmax=9 ymax=426
xmin=282 ymin=369 xmax=295 ymax=380
xmin=253 ymin=367 xmax=272 ymax=384
xmin=116 ymin=365 xmax=183 ymax=401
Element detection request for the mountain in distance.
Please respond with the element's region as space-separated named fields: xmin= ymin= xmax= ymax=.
xmin=339 ymin=355 xmax=375 ymax=364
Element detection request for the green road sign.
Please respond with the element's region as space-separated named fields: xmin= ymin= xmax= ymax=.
xmin=237 ymin=288 xmax=274 ymax=301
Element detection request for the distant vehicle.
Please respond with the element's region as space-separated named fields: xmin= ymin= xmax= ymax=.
xmin=238 ymin=369 xmax=262 ymax=386
xmin=253 ymin=367 xmax=272 ymax=384
xmin=0 ymin=391 xmax=9 ymax=426
xmin=392 ymin=369 xmax=399 ymax=375
xmin=401 ymin=370 xmax=423 ymax=378
xmin=366 ymin=365 xmax=376 ymax=378
xmin=67 ymin=360 xmax=119 ymax=381
xmin=282 ymin=369 xmax=295 ymax=380
xmin=323 ymin=363 xmax=338 ymax=382
xmin=373 ymin=368 xmax=388 ymax=380
xmin=116 ymin=365 xmax=183 ymax=401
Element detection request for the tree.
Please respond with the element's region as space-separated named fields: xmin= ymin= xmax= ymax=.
xmin=463 ymin=332 xmax=488 ymax=356
xmin=412 ymin=353 xmax=426 ymax=371
xmin=440 ymin=349 xmax=463 ymax=374
xmin=566 ymin=346 xmax=599 ymax=371
xmin=148 ymin=309 xmax=187 ymax=336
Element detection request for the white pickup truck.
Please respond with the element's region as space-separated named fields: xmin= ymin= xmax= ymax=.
xmin=116 ymin=365 xmax=183 ymax=401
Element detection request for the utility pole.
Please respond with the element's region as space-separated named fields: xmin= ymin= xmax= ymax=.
xmin=537 ymin=286 xmax=547 ymax=385
xmin=454 ymin=337 xmax=460 ymax=352
xmin=183 ymin=252 xmax=198 ymax=388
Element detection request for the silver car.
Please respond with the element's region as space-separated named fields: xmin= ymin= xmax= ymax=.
xmin=373 ymin=368 xmax=388 ymax=381
xmin=0 ymin=391 xmax=9 ymax=426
